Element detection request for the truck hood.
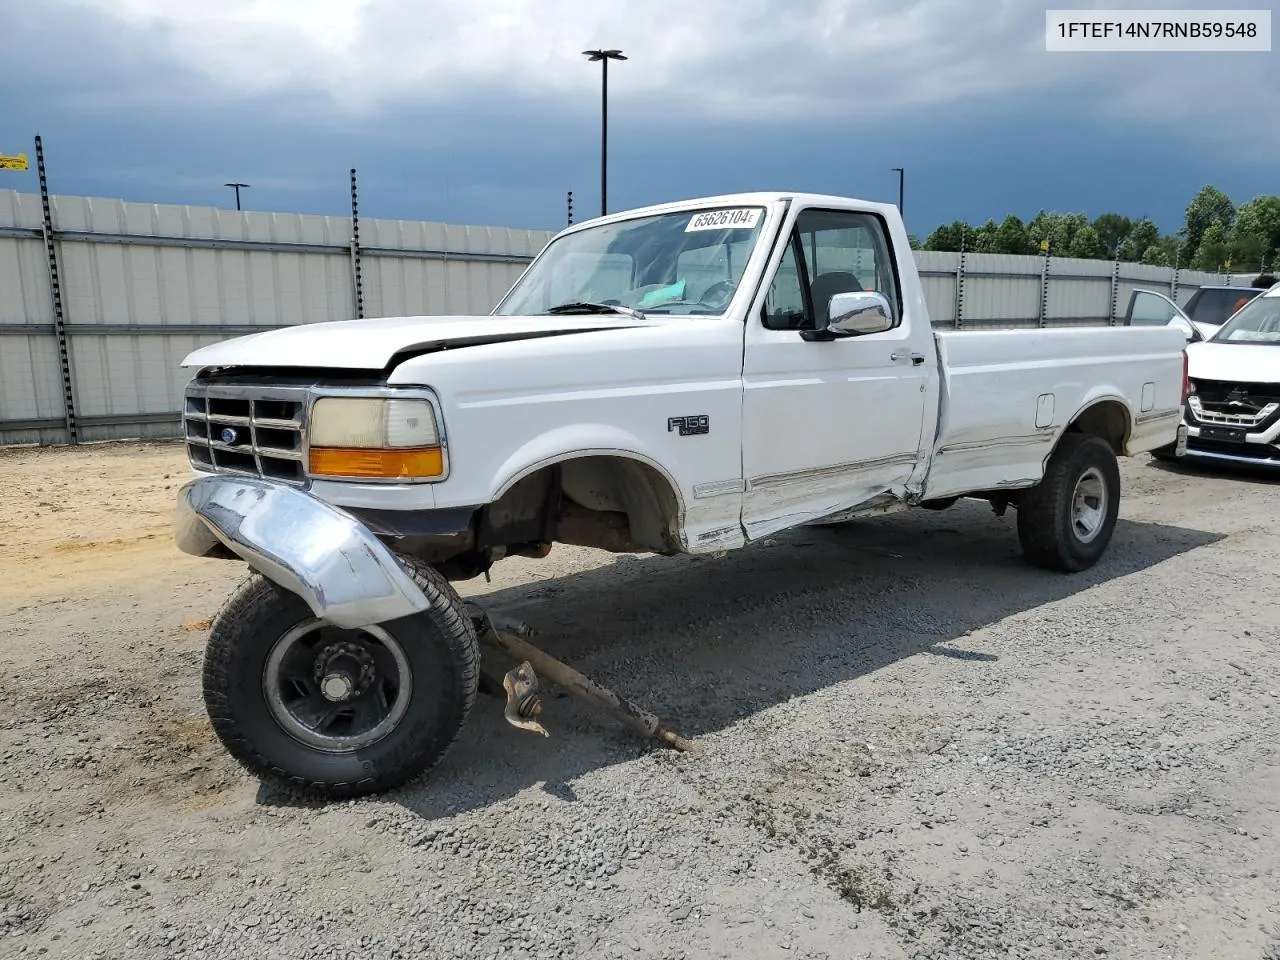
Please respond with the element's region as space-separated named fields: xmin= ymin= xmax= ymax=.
xmin=180 ymin=313 xmax=673 ymax=371
xmin=1187 ymin=340 xmax=1280 ymax=384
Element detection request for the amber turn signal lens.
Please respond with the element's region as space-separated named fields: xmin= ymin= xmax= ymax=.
xmin=309 ymin=446 xmax=444 ymax=479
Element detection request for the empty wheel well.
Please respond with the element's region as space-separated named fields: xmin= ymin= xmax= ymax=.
xmin=1065 ymin=400 xmax=1130 ymax=454
xmin=484 ymin=455 xmax=684 ymax=556
xmin=556 ymin=456 xmax=684 ymax=551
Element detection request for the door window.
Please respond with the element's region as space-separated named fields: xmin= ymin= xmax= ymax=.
xmin=762 ymin=209 xmax=900 ymax=331
xmin=762 ymin=237 xmax=808 ymax=330
xmin=1128 ymin=290 xmax=1181 ymax=326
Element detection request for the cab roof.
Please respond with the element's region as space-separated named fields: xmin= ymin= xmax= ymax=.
xmin=558 ymin=191 xmax=897 ymax=236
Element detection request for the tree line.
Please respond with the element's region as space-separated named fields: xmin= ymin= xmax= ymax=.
xmin=914 ymin=185 xmax=1280 ymax=273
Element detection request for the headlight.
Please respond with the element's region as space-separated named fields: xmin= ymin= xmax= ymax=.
xmin=308 ymin=396 xmax=445 ymax=481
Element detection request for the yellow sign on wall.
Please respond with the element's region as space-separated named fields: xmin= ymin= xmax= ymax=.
xmin=0 ymin=153 xmax=30 ymax=171
xmin=1039 ymin=238 xmax=1050 ymax=254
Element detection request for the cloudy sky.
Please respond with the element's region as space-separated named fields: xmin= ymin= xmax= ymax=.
xmin=0 ymin=0 xmax=1274 ymax=237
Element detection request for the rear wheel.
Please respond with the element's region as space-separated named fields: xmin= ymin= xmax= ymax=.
xmin=202 ymin=556 xmax=478 ymax=800
xmin=1016 ymin=434 xmax=1121 ymax=572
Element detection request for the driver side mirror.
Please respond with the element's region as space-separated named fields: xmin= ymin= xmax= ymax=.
xmin=800 ymin=290 xmax=894 ymax=341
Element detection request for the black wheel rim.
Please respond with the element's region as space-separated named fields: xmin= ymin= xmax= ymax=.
xmin=262 ymin=619 xmax=413 ymax=753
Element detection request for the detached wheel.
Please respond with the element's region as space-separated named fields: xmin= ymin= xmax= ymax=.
xmin=202 ymin=556 xmax=478 ymax=800
xmin=1016 ymin=433 xmax=1121 ymax=572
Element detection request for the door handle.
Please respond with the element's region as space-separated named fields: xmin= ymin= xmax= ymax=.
xmin=891 ymin=351 xmax=927 ymax=365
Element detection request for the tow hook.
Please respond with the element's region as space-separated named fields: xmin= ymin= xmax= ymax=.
xmin=501 ymin=661 xmax=549 ymax=737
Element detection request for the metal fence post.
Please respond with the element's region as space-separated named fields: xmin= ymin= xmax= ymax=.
xmin=954 ymin=251 xmax=966 ymax=329
xmin=1108 ymin=259 xmax=1120 ymax=325
xmin=1037 ymin=253 xmax=1050 ymax=327
xmin=35 ymin=135 xmax=78 ymax=445
xmin=567 ymin=191 xmax=574 ymax=226
xmin=349 ymin=167 xmax=364 ymax=320
xmin=1170 ymin=266 xmax=1179 ymax=303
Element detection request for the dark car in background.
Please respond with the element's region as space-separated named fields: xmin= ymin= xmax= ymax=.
xmin=1182 ymin=285 xmax=1267 ymax=337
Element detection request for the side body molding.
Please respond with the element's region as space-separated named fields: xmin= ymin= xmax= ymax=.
xmin=175 ymin=476 xmax=430 ymax=630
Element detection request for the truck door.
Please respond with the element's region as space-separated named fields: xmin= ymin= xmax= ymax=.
xmin=1124 ymin=289 xmax=1200 ymax=341
xmin=739 ymin=206 xmax=934 ymax=540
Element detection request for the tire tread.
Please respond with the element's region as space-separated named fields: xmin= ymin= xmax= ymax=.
xmin=202 ymin=557 xmax=478 ymax=800
xmin=1016 ymin=433 xmax=1120 ymax=573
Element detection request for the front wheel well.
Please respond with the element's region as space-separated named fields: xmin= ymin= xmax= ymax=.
xmin=430 ymin=455 xmax=684 ymax=580
xmin=548 ymin=455 xmax=684 ymax=553
xmin=1064 ymin=399 xmax=1130 ymax=454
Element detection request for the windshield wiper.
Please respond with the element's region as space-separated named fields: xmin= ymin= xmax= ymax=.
xmin=545 ymin=301 xmax=646 ymax=320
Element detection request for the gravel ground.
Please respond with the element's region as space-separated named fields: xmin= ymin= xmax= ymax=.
xmin=2 ymin=441 xmax=1279 ymax=960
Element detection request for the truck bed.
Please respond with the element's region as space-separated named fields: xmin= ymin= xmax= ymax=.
xmin=921 ymin=325 xmax=1187 ymax=501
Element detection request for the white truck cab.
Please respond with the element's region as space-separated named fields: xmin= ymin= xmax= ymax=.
xmin=174 ymin=191 xmax=1189 ymax=798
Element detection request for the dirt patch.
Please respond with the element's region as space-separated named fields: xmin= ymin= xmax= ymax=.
xmin=128 ymin=712 xmax=243 ymax=812
xmin=0 ymin=441 xmax=203 ymax=607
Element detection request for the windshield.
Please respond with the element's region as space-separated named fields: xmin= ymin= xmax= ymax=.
xmin=1210 ymin=294 xmax=1280 ymax=344
xmin=1189 ymin=287 xmax=1261 ymax=327
xmin=494 ymin=206 xmax=768 ymax=317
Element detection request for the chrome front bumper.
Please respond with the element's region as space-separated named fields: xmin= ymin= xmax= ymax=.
xmin=175 ymin=476 xmax=431 ymax=630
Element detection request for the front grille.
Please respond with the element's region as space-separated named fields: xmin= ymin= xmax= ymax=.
xmin=1188 ymin=378 xmax=1280 ymax=431
xmin=184 ymin=382 xmax=309 ymax=485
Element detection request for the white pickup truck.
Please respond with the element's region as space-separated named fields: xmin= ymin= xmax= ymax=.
xmin=175 ymin=191 xmax=1189 ymax=798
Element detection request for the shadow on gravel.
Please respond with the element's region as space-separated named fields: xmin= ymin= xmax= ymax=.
xmin=292 ymin=501 xmax=1224 ymax=819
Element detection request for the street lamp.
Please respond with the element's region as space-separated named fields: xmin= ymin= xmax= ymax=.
xmin=891 ymin=168 xmax=904 ymax=217
xmin=582 ymin=48 xmax=626 ymax=216
xmin=224 ymin=182 xmax=250 ymax=211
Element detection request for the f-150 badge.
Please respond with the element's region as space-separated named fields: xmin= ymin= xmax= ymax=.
xmin=668 ymin=415 xmax=709 ymax=436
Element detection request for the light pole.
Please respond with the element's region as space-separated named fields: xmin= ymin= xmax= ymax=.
xmin=891 ymin=167 xmax=904 ymax=217
xmin=582 ymin=48 xmax=626 ymax=216
xmin=224 ymin=182 xmax=250 ymax=211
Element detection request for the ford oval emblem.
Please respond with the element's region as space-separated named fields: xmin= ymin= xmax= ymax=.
xmin=220 ymin=427 xmax=238 ymax=444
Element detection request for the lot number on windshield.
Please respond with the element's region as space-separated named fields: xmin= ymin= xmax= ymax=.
xmin=685 ymin=208 xmax=762 ymax=232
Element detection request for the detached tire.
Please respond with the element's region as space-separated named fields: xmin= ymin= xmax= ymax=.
xmin=202 ymin=555 xmax=478 ymax=800
xmin=1016 ymin=433 xmax=1121 ymax=572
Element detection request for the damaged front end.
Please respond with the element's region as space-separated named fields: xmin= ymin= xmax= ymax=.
xmin=175 ymin=475 xmax=699 ymax=762
xmin=175 ymin=475 xmax=431 ymax=630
